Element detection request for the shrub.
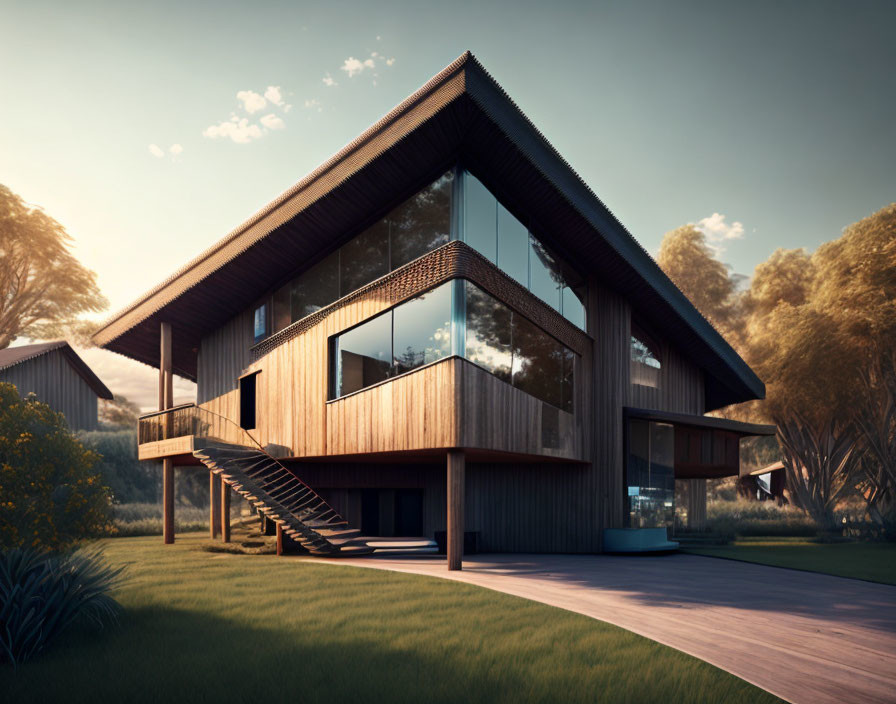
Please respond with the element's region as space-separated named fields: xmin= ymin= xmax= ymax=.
xmin=78 ymin=430 xmax=159 ymax=504
xmin=0 ymin=383 xmax=112 ymax=550
xmin=110 ymin=502 xmax=209 ymax=536
xmin=0 ymin=547 xmax=124 ymax=666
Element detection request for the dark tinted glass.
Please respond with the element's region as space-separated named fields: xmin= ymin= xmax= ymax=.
xmin=529 ymin=235 xmax=562 ymax=312
xmin=292 ymin=250 xmax=339 ymax=321
xmin=272 ymin=286 xmax=291 ymax=333
xmin=389 ymin=172 xmax=453 ymax=269
xmin=562 ymin=286 xmax=586 ymax=330
xmin=561 ymin=348 xmax=575 ymax=413
xmin=340 ymin=219 xmax=389 ymax=295
xmin=497 ymin=203 xmax=529 ymax=287
xmin=335 ymin=313 xmax=392 ymax=396
xmin=464 ymin=282 xmax=512 ymax=383
xmin=464 ymin=173 xmax=497 ymax=263
xmin=253 ymin=304 xmax=267 ymax=343
xmin=511 ymin=313 xmax=564 ymax=408
xmin=393 ymin=282 xmax=452 ymax=375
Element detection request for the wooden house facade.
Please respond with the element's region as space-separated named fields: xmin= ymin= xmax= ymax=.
xmin=94 ymin=53 xmax=773 ymax=568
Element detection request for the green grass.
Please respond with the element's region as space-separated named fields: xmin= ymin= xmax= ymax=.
xmin=685 ymin=537 xmax=896 ymax=585
xmin=1 ymin=534 xmax=781 ymax=704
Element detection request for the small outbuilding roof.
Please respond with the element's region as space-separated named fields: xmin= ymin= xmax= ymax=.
xmin=0 ymin=341 xmax=113 ymax=399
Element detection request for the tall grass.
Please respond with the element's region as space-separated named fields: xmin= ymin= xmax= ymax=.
xmin=0 ymin=548 xmax=123 ymax=667
xmin=705 ymin=499 xmax=818 ymax=538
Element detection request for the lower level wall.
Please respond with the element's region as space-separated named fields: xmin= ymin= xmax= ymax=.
xmin=286 ymin=458 xmax=601 ymax=553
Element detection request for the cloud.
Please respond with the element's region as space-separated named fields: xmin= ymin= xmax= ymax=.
xmin=169 ymin=144 xmax=183 ymax=155
xmin=303 ymin=98 xmax=322 ymax=112
xmin=264 ymin=85 xmax=284 ymax=106
xmin=386 ymin=57 xmax=395 ymax=66
xmin=341 ymin=55 xmax=376 ymax=77
xmin=203 ymin=116 xmax=264 ymax=143
xmin=322 ymin=73 xmax=338 ymax=87
xmin=148 ymin=144 xmax=165 ymax=158
xmin=695 ymin=212 xmax=745 ymax=253
xmin=259 ymin=113 xmax=285 ymax=130
xmin=236 ymin=89 xmax=267 ymax=113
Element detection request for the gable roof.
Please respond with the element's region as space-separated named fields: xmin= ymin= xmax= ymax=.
xmin=0 ymin=341 xmax=113 ymax=399
xmin=92 ymin=51 xmax=764 ymax=410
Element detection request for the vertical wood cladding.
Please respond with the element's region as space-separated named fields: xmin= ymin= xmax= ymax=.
xmin=0 ymin=350 xmax=99 ymax=430
xmin=194 ymin=263 xmax=706 ymax=553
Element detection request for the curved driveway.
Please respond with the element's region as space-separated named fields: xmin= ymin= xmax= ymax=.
xmin=326 ymin=553 xmax=896 ymax=704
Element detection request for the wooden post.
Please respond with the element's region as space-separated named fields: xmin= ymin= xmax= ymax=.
xmin=686 ymin=478 xmax=708 ymax=530
xmin=221 ymin=481 xmax=231 ymax=543
xmin=160 ymin=322 xmax=175 ymax=544
xmin=209 ymin=472 xmax=221 ymax=539
xmin=163 ymin=460 xmax=174 ymax=544
xmin=447 ymin=450 xmax=465 ymax=571
xmin=276 ymin=524 xmax=284 ymax=556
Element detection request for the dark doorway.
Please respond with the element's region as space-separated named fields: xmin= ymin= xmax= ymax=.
xmin=361 ymin=489 xmax=380 ymax=536
xmin=394 ymin=489 xmax=423 ymax=536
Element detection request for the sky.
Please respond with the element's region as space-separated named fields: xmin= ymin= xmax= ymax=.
xmin=2 ymin=0 xmax=894 ymax=409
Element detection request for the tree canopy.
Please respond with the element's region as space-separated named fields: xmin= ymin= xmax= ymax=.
xmin=0 ymin=184 xmax=107 ymax=349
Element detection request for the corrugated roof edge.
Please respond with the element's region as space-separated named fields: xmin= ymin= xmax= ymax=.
xmin=91 ymin=51 xmax=473 ymax=345
xmin=461 ymin=56 xmax=764 ymax=402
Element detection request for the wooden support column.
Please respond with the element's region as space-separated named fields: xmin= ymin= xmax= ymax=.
xmin=447 ymin=450 xmax=465 ymax=571
xmin=209 ymin=472 xmax=221 ymax=539
xmin=221 ymin=481 xmax=231 ymax=543
xmin=160 ymin=322 xmax=175 ymax=545
xmin=686 ymin=478 xmax=708 ymax=530
xmin=276 ymin=524 xmax=284 ymax=556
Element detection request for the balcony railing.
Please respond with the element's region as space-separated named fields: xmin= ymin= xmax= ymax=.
xmin=137 ymin=403 xmax=252 ymax=448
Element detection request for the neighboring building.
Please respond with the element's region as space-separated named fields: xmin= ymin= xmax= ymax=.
xmin=0 ymin=341 xmax=113 ymax=431
xmin=94 ymin=52 xmax=774 ymax=567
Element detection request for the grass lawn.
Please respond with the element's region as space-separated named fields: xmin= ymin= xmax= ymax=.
xmin=1 ymin=534 xmax=781 ymax=704
xmin=684 ymin=537 xmax=896 ymax=585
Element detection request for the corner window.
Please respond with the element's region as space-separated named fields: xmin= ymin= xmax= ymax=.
xmin=626 ymin=419 xmax=675 ymax=528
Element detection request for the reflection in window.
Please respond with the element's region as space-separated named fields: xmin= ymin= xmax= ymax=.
xmin=626 ymin=420 xmax=675 ymax=528
xmin=334 ymin=312 xmax=393 ymax=397
xmin=631 ymin=330 xmax=661 ymax=388
xmin=393 ymin=282 xmax=452 ymax=375
xmin=340 ymin=220 xmax=389 ymax=295
xmin=462 ymin=171 xmax=585 ymax=330
xmin=465 ymin=281 xmax=575 ymax=412
xmin=268 ymin=172 xmax=453 ymax=339
xmin=465 ymin=283 xmax=512 ymax=383
xmin=332 ymin=282 xmax=453 ymax=398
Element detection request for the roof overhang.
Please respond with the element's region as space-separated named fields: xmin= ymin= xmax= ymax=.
xmin=624 ymin=407 xmax=776 ymax=437
xmin=93 ymin=51 xmax=765 ymax=410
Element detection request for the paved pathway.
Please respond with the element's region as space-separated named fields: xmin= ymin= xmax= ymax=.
xmin=319 ymin=553 xmax=896 ymax=704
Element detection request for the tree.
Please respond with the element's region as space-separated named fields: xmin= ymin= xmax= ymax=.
xmin=0 ymin=184 xmax=107 ymax=348
xmin=0 ymin=382 xmax=111 ymax=550
xmin=656 ymin=225 xmax=741 ymax=342
xmin=99 ymin=396 xmax=141 ymax=429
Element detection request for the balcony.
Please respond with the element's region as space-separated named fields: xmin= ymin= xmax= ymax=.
xmin=137 ymin=403 xmax=198 ymax=460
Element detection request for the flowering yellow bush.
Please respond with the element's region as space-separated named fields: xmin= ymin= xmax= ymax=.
xmin=0 ymin=382 xmax=111 ymax=550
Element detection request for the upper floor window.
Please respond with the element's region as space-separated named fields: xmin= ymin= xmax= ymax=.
xmin=330 ymin=278 xmax=576 ymax=413
xmin=631 ymin=326 xmax=661 ymax=387
xmin=271 ymin=171 xmax=454 ymax=336
xmin=462 ymin=171 xmax=586 ymax=330
xmin=253 ymin=303 xmax=269 ymax=343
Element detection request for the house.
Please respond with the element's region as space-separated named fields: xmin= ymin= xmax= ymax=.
xmin=93 ymin=52 xmax=774 ymax=568
xmin=0 ymin=341 xmax=113 ymax=431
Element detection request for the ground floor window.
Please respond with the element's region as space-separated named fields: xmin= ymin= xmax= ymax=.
xmin=625 ymin=419 xmax=675 ymax=528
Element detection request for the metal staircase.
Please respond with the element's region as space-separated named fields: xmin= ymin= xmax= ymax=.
xmin=186 ymin=406 xmax=374 ymax=556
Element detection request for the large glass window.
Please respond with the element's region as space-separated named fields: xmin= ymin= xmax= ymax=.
xmin=334 ymin=311 xmax=393 ymax=397
xmin=631 ymin=328 xmax=661 ymax=388
xmin=330 ymin=279 xmax=576 ymax=411
xmin=269 ymin=172 xmax=453 ymax=338
xmin=461 ymin=171 xmax=586 ymax=330
xmin=393 ymin=282 xmax=452 ymax=375
xmin=465 ymin=283 xmax=512 ymax=383
xmin=626 ymin=420 xmax=675 ymax=528
xmin=465 ymin=281 xmax=575 ymax=412
xmin=390 ymin=172 xmax=453 ymax=269
xmin=332 ymin=281 xmax=453 ymax=398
